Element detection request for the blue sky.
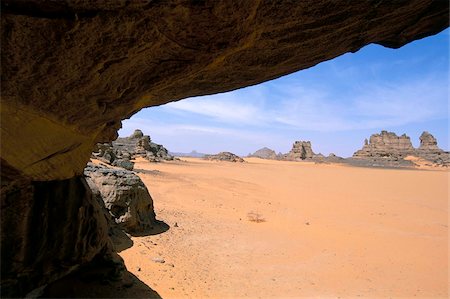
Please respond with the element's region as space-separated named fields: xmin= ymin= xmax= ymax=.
xmin=120 ymin=29 xmax=449 ymax=157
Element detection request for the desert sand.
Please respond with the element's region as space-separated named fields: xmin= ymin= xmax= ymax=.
xmin=119 ymin=157 xmax=448 ymax=298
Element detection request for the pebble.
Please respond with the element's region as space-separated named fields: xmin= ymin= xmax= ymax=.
xmin=152 ymin=257 xmax=166 ymax=263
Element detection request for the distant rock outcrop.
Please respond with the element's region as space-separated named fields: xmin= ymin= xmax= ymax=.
xmin=92 ymin=129 xmax=174 ymax=169
xmin=416 ymin=131 xmax=450 ymax=166
xmin=284 ymin=141 xmax=315 ymax=160
xmin=204 ymin=152 xmax=245 ymax=162
xmin=84 ymin=163 xmax=157 ymax=233
xmin=353 ymin=131 xmax=415 ymax=160
xmin=248 ymin=147 xmax=278 ymax=159
xmin=113 ymin=129 xmax=174 ymax=162
xmin=352 ymin=130 xmax=449 ymax=167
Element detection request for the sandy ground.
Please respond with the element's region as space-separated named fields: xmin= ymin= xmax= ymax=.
xmin=119 ymin=157 xmax=448 ymax=298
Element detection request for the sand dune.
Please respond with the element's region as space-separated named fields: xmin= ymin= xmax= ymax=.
xmin=119 ymin=157 xmax=448 ymax=298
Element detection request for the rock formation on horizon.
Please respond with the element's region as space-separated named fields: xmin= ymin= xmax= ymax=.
xmin=93 ymin=129 xmax=174 ymax=168
xmin=353 ymin=131 xmax=415 ymax=160
xmin=204 ymin=152 xmax=245 ymax=162
xmin=352 ymin=130 xmax=449 ymax=167
xmin=284 ymin=141 xmax=315 ymax=160
xmin=248 ymin=147 xmax=278 ymax=159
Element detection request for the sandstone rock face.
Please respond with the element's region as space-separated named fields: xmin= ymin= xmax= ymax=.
xmin=418 ymin=131 xmax=441 ymax=152
xmin=352 ymin=130 xmax=449 ymax=167
xmin=286 ymin=141 xmax=315 ymax=160
xmin=204 ymin=152 xmax=245 ymax=162
xmin=0 ymin=173 xmax=118 ymax=297
xmin=416 ymin=131 xmax=450 ymax=166
xmin=84 ymin=163 xmax=157 ymax=233
xmin=93 ymin=143 xmax=135 ymax=170
xmin=112 ymin=130 xmax=174 ymax=162
xmin=353 ymin=131 xmax=415 ymax=160
xmin=248 ymin=147 xmax=278 ymax=159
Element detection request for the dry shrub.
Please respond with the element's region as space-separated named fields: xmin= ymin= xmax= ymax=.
xmin=247 ymin=211 xmax=266 ymax=223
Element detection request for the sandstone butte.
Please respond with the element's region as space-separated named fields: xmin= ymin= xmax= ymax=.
xmin=1 ymin=1 xmax=449 ymax=297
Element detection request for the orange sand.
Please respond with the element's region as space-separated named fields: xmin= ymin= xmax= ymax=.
xmin=119 ymin=157 xmax=448 ymax=298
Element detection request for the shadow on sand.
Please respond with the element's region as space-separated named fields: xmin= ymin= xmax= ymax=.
xmin=113 ymin=220 xmax=170 ymax=252
xmin=42 ymin=270 xmax=162 ymax=298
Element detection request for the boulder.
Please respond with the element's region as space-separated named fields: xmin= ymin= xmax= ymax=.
xmin=84 ymin=163 xmax=156 ymax=233
xmin=204 ymin=152 xmax=245 ymax=162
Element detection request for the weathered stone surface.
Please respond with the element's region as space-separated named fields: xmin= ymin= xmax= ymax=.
xmin=353 ymin=131 xmax=415 ymax=160
xmin=2 ymin=1 xmax=448 ymax=180
xmin=84 ymin=163 xmax=157 ymax=233
xmin=113 ymin=130 xmax=174 ymax=162
xmin=0 ymin=174 xmax=119 ymax=297
xmin=248 ymin=147 xmax=278 ymax=159
xmin=352 ymin=130 xmax=449 ymax=167
xmin=416 ymin=131 xmax=450 ymax=166
xmin=285 ymin=141 xmax=315 ymax=160
xmin=204 ymin=152 xmax=245 ymax=162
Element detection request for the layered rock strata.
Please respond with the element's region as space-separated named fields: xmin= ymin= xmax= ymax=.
xmin=352 ymin=131 xmax=449 ymax=167
xmin=353 ymin=131 xmax=415 ymax=160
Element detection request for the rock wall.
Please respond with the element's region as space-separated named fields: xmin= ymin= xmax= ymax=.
xmin=0 ymin=172 xmax=119 ymax=297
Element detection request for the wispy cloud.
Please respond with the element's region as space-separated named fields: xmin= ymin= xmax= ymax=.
xmin=155 ymin=73 xmax=447 ymax=132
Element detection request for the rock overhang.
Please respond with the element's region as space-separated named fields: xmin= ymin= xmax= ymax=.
xmin=1 ymin=0 xmax=449 ymax=180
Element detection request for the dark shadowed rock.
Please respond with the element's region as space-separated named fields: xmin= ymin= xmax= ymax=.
xmin=204 ymin=152 xmax=245 ymax=162
xmin=84 ymin=163 xmax=157 ymax=233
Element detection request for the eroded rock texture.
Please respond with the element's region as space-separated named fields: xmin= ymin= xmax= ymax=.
xmin=353 ymin=131 xmax=415 ymax=160
xmin=0 ymin=172 xmax=120 ymax=297
xmin=352 ymin=130 xmax=450 ymax=167
xmin=416 ymin=131 xmax=450 ymax=165
xmin=285 ymin=141 xmax=315 ymax=160
xmin=113 ymin=129 xmax=174 ymax=162
xmin=1 ymin=0 xmax=448 ymax=296
xmin=84 ymin=163 xmax=157 ymax=233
